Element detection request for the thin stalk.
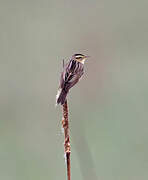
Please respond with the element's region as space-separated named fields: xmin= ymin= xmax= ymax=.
xmin=62 ymin=100 xmax=71 ymax=180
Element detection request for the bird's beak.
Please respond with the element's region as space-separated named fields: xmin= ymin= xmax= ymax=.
xmin=85 ymin=56 xmax=90 ymax=59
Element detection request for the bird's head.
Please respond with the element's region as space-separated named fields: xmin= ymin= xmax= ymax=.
xmin=72 ymin=54 xmax=90 ymax=64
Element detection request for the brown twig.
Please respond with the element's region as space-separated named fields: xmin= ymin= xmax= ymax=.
xmin=62 ymin=100 xmax=71 ymax=180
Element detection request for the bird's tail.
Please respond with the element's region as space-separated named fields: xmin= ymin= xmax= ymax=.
xmin=56 ymin=88 xmax=68 ymax=105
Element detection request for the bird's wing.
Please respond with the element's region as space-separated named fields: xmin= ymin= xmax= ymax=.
xmin=59 ymin=71 xmax=65 ymax=89
xmin=60 ymin=61 xmax=84 ymax=91
xmin=65 ymin=70 xmax=84 ymax=90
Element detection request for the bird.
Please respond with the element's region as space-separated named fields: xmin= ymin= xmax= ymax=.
xmin=56 ymin=54 xmax=89 ymax=105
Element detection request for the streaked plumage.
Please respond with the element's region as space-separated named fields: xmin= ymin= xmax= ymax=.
xmin=56 ymin=54 xmax=89 ymax=105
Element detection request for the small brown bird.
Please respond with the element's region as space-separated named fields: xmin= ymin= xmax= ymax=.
xmin=56 ymin=54 xmax=89 ymax=105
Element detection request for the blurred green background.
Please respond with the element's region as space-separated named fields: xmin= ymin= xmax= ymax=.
xmin=0 ymin=0 xmax=148 ymax=179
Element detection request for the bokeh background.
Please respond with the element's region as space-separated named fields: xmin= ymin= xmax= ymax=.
xmin=1 ymin=0 xmax=148 ymax=179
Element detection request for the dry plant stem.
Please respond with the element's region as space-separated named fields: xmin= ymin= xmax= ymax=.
xmin=62 ymin=100 xmax=71 ymax=180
